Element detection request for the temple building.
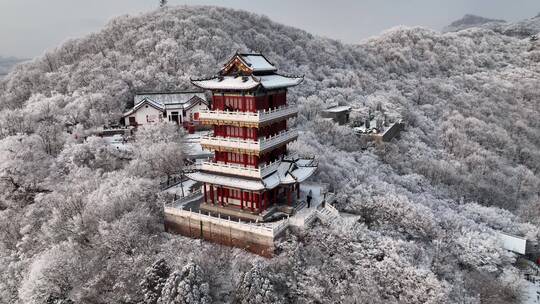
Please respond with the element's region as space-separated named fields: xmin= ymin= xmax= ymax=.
xmin=187 ymin=52 xmax=317 ymax=221
xmin=122 ymin=91 xmax=209 ymax=131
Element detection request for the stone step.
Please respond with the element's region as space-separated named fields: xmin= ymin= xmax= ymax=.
xmin=316 ymin=209 xmax=339 ymax=223
xmin=319 ymin=209 xmax=333 ymax=216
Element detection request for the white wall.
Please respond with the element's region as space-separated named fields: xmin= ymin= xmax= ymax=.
xmin=497 ymin=232 xmax=527 ymax=255
xmin=185 ymin=102 xmax=209 ymax=122
xmin=124 ymin=105 xmax=164 ymax=126
xmin=125 ymin=101 xmax=209 ymax=126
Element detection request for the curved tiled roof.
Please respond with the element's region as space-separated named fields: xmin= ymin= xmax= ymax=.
xmin=191 ymin=74 xmax=303 ymax=91
xmin=122 ymin=97 xmax=164 ymax=117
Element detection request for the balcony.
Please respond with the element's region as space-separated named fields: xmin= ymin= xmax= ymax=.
xmin=198 ymin=105 xmax=298 ymax=127
xmin=200 ymin=129 xmax=298 ymax=154
xmin=198 ymin=160 xmax=281 ymax=179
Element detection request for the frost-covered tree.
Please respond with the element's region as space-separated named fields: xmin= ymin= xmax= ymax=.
xmin=233 ymin=262 xmax=283 ymax=304
xmin=127 ymin=122 xmax=185 ymax=180
xmin=141 ymin=258 xmax=171 ymax=304
xmin=18 ymin=243 xmax=79 ymax=304
xmin=158 ymin=262 xmax=211 ymax=304
xmin=0 ymin=5 xmax=539 ymax=304
xmin=56 ymin=136 xmax=126 ymax=173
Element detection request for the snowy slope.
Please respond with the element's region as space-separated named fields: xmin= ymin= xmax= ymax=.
xmin=444 ymin=13 xmax=540 ymax=38
xmin=0 ymin=6 xmax=539 ymax=304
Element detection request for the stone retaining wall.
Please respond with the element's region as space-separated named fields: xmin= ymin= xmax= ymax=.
xmin=164 ymin=209 xmax=281 ymax=257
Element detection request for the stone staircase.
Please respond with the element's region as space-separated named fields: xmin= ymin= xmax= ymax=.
xmin=316 ymin=203 xmax=340 ymax=223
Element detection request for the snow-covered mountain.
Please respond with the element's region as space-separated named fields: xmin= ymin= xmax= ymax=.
xmin=0 ymin=6 xmax=539 ymax=304
xmin=443 ymin=14 xmax=506 ymax=32
xmin=444 ymin=13 xmax=540 ymax=38
xmin=0 ymin=56 xmax=26 ymax=77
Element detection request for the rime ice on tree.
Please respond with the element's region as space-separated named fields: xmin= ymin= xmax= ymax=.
xmin=188 ymin=52 xmax=317 ymax=221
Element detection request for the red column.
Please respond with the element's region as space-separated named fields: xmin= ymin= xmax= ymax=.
xmin=287 ymin=187 xmax=292 ymax=206
xmin=250 ymin=192 xmax=255 ymax=212
xmin=220 ymin=94 xmax=225 ymax=110
xmin=256 ymin=193 xmax=260 ymax=211
xmin=240 ymin=191 xmax=244 ymax=209
xmin=210 ymin=184 xmax=214 ymax=205
xmin=203 ymin=183 xmax=207 ymax=203
xmin=218 ymin=187 xmax=223 ymax=206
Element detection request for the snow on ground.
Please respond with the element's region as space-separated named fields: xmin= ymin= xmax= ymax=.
xmin=185 ymin=131 xmax=213 ymax=159
xmin=524 ymin=276 xmax=540 ymax=304
xmin=299 ymin=182 xmax=326 ymax=206
xmin=102 ymin=134 xmax=129 ymax=151
xmin=289 ymin=183 xmax=328 ymax=225
xmin=163 ymin=179 xmax=198 ymax=197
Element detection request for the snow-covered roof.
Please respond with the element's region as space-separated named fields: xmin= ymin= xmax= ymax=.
xmin=191 ymin=74 xmax=303 ymax=91
xmin=187 ymin=171 xmax=267 ymax=191
xmin=192 ymin=76 xmax=260 ymax=90
xmin=257 ymin=75 xmax=304 ymax=89
xmin=287 ymin=166 xmax=317 ymax=183
xmin=276 ymin=157 xmax=317 ymax=184
xmin=187 ymin=156 xmax=317 ymax=190
xmin=192 ymin=52 xmax=302 ymax=91
xmin=123 ymin=92 xmax=208 ymax=117
xmin=122 ymin=97 xmax=165 ymax=117
xmin=135 ymin=91 xmax=206 ymax=106
xmin=239 ymin=53 xmax=277 ymax=72
xmin=323 ymin=106 xmax=352 ymax=113
xmin=182 ymin=96 xmax=208 ymax=111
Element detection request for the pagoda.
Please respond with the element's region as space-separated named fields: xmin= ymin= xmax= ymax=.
xmin=188 ymin=52 xmax=317 ymax=221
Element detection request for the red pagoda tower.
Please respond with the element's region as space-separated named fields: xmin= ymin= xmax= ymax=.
xmin=189 ymin=52 xmax=317 ymax=221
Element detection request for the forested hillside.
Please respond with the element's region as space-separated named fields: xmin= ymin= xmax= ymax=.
xmin=1 ymin=6 xmax=539 ymax=304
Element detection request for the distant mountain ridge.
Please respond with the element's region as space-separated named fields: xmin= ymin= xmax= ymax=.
xmin=444 ymin=13 xmax=540 ymax=38
xmin=445 ymin=14 xmax=506 ymax=30
xmin=0 ymin=56 xmax=26 ymax=76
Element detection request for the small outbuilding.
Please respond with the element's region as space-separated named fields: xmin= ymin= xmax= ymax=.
xmin=321 ymin=105 xmax=351 ymax=125
xmin=122 ymin=91 xmax=209 ymax=129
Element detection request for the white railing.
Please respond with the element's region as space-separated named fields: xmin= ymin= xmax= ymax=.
xmin=259 ymin=105 xmax=298 ymax=123
xmin=200 ymin=135 xmax=259 ymax=151
xmin=198 ymin=109 xmax=258 ymax=124
xmin=289 ymin=208 xmax=318 ymax=228
xmin=198 ymin=159 xmax=280 ymax=178
xmin=304 ymin=209 xmax=319 ymax=225
xmin=260 ymin=160 xmax=281 ymax=177
xmin=200 ymin=129 xmax=298 ymax=153
xmin=166 ymin=189 xmax=203 ymax=207
xmin=325 ymin=202 xmax=339 ymax=216
xmin=260 ymin=129 xmax=298 ymax=151
xmin=164 ymin=206 xmax=289 ymax=237
xmin=273 ymin=217 xmax=290 ymax=235
xmin=198 ymin=105 xmax=298 ymax=125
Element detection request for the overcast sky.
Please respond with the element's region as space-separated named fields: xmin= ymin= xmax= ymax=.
xmin=1 ymin=0 xmax=539 ymax=58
